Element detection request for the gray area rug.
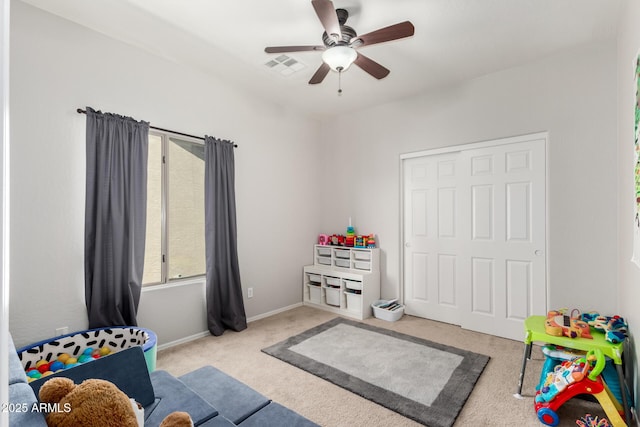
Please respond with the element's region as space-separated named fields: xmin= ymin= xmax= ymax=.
xmin=262 ymin=317 xmax=489 ymax=427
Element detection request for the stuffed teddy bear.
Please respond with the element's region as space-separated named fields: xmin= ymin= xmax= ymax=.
xmin=38 ymin=377 xmax=193 ymax=427
xmin=160 ymin=411 xmax=194 ymax=427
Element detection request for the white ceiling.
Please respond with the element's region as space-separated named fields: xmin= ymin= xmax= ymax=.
xmin=20 ymin=0 xmax=622 ymax=118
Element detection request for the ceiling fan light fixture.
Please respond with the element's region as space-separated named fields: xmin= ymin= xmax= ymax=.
xmin=321 ymin=45 xmax=357 ymax=72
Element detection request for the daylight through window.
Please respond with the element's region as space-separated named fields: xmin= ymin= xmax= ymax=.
xmin=142 ymin=131 xmax=205 ymax=286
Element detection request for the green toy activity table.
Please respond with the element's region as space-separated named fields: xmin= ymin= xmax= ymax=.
xmin=516 ymin=315 xmax=630 ymax=424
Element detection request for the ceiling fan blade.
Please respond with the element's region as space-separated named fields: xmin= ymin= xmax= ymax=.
xmin=354 ymin=53 xmax=390 ymax=79
xmin=351 ymin=21 xmax=415 ymax=47
xmin=312 ymin=0 xmax=341 ymax=41
xmin=309 ymin=63 xmax=331 ymax=84
xmin=265 ymin=46 xmax=325 ymax=53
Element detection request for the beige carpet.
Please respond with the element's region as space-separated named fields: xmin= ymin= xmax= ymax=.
xmin=157 ymin=306 xmax=609 ymax=427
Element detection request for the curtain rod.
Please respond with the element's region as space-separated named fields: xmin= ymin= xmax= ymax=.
xmin=76 ymin=108 xmax=238 ymax=148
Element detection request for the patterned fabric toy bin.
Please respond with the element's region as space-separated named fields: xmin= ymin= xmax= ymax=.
xmin=16 ymin=327 xmax=157 ymax=378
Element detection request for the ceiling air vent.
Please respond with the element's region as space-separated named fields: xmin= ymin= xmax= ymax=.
xmin=264 ymin=54 xmax=306 ymax=77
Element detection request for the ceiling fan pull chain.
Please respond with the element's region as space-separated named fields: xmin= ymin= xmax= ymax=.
xmin=338 ymin=68 xmax=343 ymax=95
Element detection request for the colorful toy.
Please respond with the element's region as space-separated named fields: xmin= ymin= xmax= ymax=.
xmin=536 ymin=356 xmax=590 ymax=404
xmin=329 ymin=234 xmax=345 ymax=246
xmin=534 ymin=349 xmax=627 ymax=427
xmin=581 ymin=312 xmax=628 ymax=344
xmin=78 ymin=354 xmax=92 ymax=363
xmin=27 ymin=369 xmax=42 ymax=380
xmin=576 ymin=414 xmax=611 ymax=427
xmin=24 ymin=346 xmax=113 ymax=382
xmin=545 ymin=309 xmax=592 ymax=339
xmin=367 ymin=234 xmax=376 ymax=248
xmin=49 ymin=361 xmax=64 ymax=372
xmin=346 ymin=225 xmax=355 ymax=247
xmin=538 ymin=345 xmax=626 ymax=408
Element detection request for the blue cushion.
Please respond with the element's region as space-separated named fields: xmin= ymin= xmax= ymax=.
xmin=147 ymin=370 xmax=218 ymax=426
xmin=8 ymin=382 xmax=48 ymax=427
xmin=196 ymin=414 xmax=238 ymax=427
xmin=239 ymin=402 xmax=319 ymax=427
xmin=8 ymin=333 xmax=28 ymax=385
xmin=179 ymin=366 xmax=270 ymax=424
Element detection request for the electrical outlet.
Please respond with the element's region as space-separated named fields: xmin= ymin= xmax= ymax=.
xmin=55 ymin=326 xmax=69 ymax=336
xmin=247 ymin=288 xmax=254 ymax=298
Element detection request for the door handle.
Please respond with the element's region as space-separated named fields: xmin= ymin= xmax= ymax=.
xmin=405 ymin=242 xmax=411 ymax=248
xmin=534 ymin=250 xmax=543 ymax=256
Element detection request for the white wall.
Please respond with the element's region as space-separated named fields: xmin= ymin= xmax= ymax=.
xmin=9 ymin=1 xmax=320 ymax=347
xmin=616 ymin=0 xmax=640 ymax=411
xmin=317 ymin=41 xmax=618 ymax=314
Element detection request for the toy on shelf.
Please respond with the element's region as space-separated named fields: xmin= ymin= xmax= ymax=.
xmin=581 ymin=312 xmax=629 ymax=344
xmin=346 ymin=227 xmax=355 ymax=247
xmin=329 ymin=234 xmax=345 ymax=246
xmin=534 ymin=349 xmax=627 ymax=427
xmin=325 ymin=220 xmax=377 ymax=248
xmin=367 ymin=234 xmax=376 ymax=248
xmin=545 ymin=309 xmax=592 ymax=339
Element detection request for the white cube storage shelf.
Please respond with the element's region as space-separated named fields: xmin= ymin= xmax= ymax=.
xmin=313 ymin=245 xmax=378 ymax=272
xmin=303 ymin=245 xmax=380 ymax=320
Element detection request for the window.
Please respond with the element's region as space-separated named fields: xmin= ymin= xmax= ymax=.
xmin=142 ymin=131 xmax=206 ymax=286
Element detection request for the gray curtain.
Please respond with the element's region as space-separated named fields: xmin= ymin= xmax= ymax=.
xmin=204 ymin=136 xmax=247 ymax=336
xmin=84 ymin=107 xmax=149 ymax=328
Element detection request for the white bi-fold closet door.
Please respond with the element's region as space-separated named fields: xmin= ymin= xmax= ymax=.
xmin=401 ymin=134 xmax=547 ymax=341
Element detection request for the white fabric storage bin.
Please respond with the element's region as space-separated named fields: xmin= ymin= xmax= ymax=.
xmin=317 ymin=257 xmax=331 ymax=265
xmin=325 ymin=287 xmax=341 ymax=306
xmin=353 ymin=250 xmax=371 ymax=261
xmin=343 ymin=279 xmax=363 ymax=291
xmin=325 ymin=276 xmax=341 ymax=287
xmin=308 ymin=273 xmax=321 ymax=283
xmin=335 ymin=259 xmax=350 ymax=268
xmin=308 ymin=284 xmax=321 ymax=303
xmin=353 ymin=261 xmax=370 ymax=270
xmin=334 ymin=249 xmax=350 ymax=259
xmin=317 ymin=246 xmax=331 ymax=256
xmin=344 ymin=290 xmax=361 ymax=312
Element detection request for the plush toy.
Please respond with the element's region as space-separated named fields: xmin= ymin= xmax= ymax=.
xmin=38 ymin=377 xmax=193 ymax=427
xmin=581 ymin=312 xmax=629 ymax=343
xmin=544 ymin=309 xmax=592 ymax=339
xmin=160 ymin=411 xmax=194 ymax=427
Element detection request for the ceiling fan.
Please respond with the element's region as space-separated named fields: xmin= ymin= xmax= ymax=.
xmin=264 ymin=0 xmax=415 ymax=88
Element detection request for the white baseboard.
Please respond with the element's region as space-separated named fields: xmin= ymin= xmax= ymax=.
xmin=157 ymin=302 xmax=303 ymax=351
xmin=247 ymin=302 xmax=302 ymax=323
xmin=157 ymin=331 xmax=210 ymax=351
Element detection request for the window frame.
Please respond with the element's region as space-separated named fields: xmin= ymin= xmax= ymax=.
xmin=144 ymin=129 xmax=206 ymax=287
